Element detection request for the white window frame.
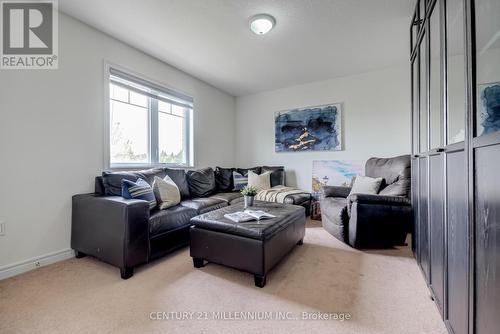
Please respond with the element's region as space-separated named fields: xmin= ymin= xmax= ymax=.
xmin=103 ymin=62 xmax=194 ymax=170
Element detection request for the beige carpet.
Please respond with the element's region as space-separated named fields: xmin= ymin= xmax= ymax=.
xmin=0 ymin=220 xmax=447 ymax=334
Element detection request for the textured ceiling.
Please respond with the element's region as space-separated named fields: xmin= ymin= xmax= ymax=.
xmin=59 ymin=0 xmax=412 ymax=96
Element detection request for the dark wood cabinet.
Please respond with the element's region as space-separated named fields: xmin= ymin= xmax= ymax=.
xmin=446 ymin=146 xmax=468 ymax=334
xmin=410 ymin=0 xmax=500 ymax=333
xmin=473 ymin=1 xmax=500 ymax=332
xmin=411 ymin=157 xmax=419 ymax=255
xmin=475 ymin=145 xmax=500 ymax=334
xmin=429 ymin=153 xmax=445 ymax=314
xmin=418 ymin=157 xmax=430 ymax=281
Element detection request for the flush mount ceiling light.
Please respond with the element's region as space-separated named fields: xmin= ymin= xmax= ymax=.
xmin=249 ymin=14 xmax=276 ymax=35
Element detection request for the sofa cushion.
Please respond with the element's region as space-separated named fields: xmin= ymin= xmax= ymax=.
xmin=102 ymin=168 xmax=165 ymax=196
xmin=152 ymin=175 xmax=181 ymax=210
xmin=232 ymin=171 xmax=248 ymax=191
xmin=237 ymin=167 xmax=261 ymax=176
xmin=210 ymin=192 xmax=243 ymax=204
xmin=248 ymin=171 xmax=271 ymax=191
xmin=379 ymin=180 xmax=410 ymax=197
xmin=261 ymin=166 xmax=285 ymax=187
xmin=149 ymin=205 xmax=197 ymax=236
xmin=215 ymin=167 xmax=235 ymax=192
xmin=121 ymin=178 xmax=157 ymax=210
xmin=349 ymin=175 xmax=383 ymax=195
xmin=186 ymin=167 xmax=216 ymax=197
xmin=365 ymin=155 xmax=411 ymax=196
xmin=180 ymin=197 xmax=227 ymax=214
xmin=164 ymin=168 xmax=190 ymax=199
xmin=95 ymin=176 xmax=105 ymax=195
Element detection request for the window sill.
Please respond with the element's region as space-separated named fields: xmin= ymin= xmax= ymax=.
xmin=108 ymin=163 xmax=193 ymax=171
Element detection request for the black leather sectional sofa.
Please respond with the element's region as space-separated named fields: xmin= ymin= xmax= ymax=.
xmin=71 ymin=166 xmax=311 ymax=279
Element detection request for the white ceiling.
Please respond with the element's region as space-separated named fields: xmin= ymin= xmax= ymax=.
xmin=59 ymin=0 xmax=412 ymax=96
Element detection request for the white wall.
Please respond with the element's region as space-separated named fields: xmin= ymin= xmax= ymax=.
xmin=0 ymin=14 xmax=235 ymax=270
xmin=234 ymin=65 xmax=411 ymax=191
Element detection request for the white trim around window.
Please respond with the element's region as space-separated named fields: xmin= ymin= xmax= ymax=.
xmin=103 ymin=61 xmax=194 ymax=170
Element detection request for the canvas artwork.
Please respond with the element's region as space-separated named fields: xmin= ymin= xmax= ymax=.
xmin=477 ymin=82 xmax=500 ymax=136
xmin=310 ymin=160 xmax=365 ymax=220
xmin=275 ymin=103 xmax=342 ymax=152
xmin=312 ymin=160 xmax=365 ymax=198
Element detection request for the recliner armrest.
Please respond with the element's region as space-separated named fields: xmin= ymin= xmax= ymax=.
xmin=322 ymin=186 xmax=351 ymax=198
xmin=348 ymin=193 xmax=410 ymax=206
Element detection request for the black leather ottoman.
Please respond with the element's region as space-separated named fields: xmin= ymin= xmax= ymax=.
xmin=190 ymin=201 xmax=306 ymax=287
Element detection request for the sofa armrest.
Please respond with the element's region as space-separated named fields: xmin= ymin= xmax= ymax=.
xmin=71 ymin=194 xmax=150 ymax=270
xmin=348 ymin=193 xmax=410 ymax=206
xmin=322 ymin=185 xmax=351 ymax=198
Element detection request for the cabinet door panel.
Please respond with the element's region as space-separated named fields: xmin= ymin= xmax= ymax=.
xmin=419 ymin=157 xmax=430 ymax=281
xmin=412 ymin=157 xmax=419 ymax=255
xmin=475 ymin=145 xmax=500 ymax=334
xmin=429 ymin=154 xmax=444 ymax=313
xmin=446 ymin=149 xmax=468 ymax=334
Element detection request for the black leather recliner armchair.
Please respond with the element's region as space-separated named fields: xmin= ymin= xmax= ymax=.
xmin=320 ymin=155 xmax=412 ymax=248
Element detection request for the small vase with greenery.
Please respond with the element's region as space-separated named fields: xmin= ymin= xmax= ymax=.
xmin=241 ymin=185 xmax=258 ymax=208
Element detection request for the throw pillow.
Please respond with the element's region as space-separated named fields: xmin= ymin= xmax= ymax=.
xmin=186 ymin=167 xmax=216 ymax=197
xmin=152 ymin=175 xmax=181 ymax=210
xmin=102 ymin=168 xmax=165 ymax=196
xmin=261 ymin=166 xmax=285 ymax=187
xmin=121 ymin=178 xmax=157 ymax=210
xmin=164 ymin=168 xmax=190 ymax=199
xmin=248 ymin=171 xmax=271 ymax=191
xmin=237 ymin=167 xmax=261 ymax=176
xmin=379 ymin=180 xmax=409 ymax=197
xmin=349 ymin=175 xmax=383 ymax=195
xmin=215 ymin=167 xmax=235 ymax=192
xmin=232 ymin=171 xmax=248 ymax=191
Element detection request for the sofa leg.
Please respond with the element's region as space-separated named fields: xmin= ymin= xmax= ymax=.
xmin=193 ymin=258 xmax=205 ymax=268
xmin=74 ymin=250 xmax=86 ymax=258
xmin=120 ymin=267 xmax=134 ymax=279
xmin=254 ymin=274 xmax=267 ymax=288
xmin=297 ymin=238 xmax=304 ymax=245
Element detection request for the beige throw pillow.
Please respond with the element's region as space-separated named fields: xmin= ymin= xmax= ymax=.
xmin=153 ymin=175 xmax=181 ymax=210
xmin=247 ymin=171 xmax=271 ymax=191
xmin=349 ymin=175 xmax=383 ymax=195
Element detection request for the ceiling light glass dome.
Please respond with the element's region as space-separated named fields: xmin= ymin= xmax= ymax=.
xmin=249 ymin=14 xmax=276 ymax=35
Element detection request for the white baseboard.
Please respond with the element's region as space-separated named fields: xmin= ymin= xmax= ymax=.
xmin=0 ymin=249 xmax=75 ymax=281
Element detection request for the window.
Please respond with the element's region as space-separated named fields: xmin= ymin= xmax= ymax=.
xmin=107 ymin=66 xmax=193 ymax=168
xmin=446 ymin=0 xmax=466 ymax=144
xmin=429 ymin=1 xmax=441 ymax=149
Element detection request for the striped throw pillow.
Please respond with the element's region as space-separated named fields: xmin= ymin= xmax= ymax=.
xmin=121 ymin=178 xmax=157 ymax=210
xmin=232 ymin=171 xmax=248 ymax=191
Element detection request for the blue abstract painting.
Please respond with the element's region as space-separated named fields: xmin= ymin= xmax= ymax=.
xmin=275 ymin=103 xmax=342 ymax=152
xmin=478 ymin=83 xmax=500 ymax=136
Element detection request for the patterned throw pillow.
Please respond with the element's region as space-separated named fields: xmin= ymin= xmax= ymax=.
xmin=121 ymin=178 xmax=157 ymax=210
xmin=232 ymin=171 xmax=248 ymax=191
